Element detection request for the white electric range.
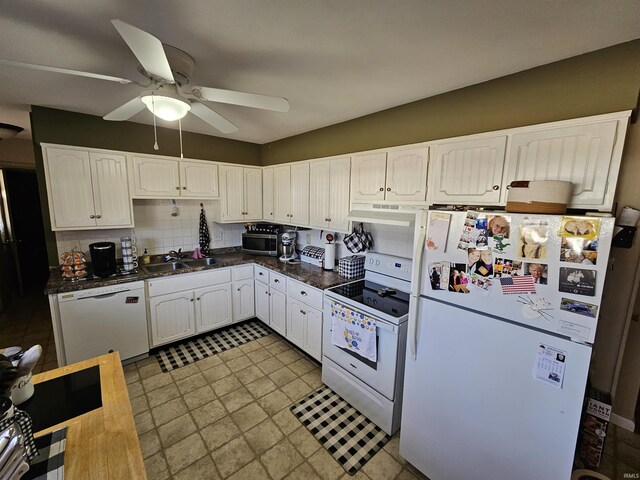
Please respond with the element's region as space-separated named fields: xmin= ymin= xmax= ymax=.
xmin=322 ymin=252 xmax=412 ymax=435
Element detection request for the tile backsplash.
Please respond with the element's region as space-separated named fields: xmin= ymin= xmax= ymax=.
xmin=55 ymin=199 xmax=245 ymax=259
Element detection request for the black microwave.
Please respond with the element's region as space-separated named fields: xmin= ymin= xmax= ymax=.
xmin=242 ymin=233 xmax=279 ymax=256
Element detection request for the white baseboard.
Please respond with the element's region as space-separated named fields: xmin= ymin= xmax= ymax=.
xmin=611 ymin=413 xmax=636 ymax=432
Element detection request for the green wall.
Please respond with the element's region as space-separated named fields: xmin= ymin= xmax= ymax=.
xmin=261 ymin=39 xmax=640 ymax=165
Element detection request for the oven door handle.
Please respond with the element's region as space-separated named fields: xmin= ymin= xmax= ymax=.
xmin=374 ymin=320 xmax=397 ymax=333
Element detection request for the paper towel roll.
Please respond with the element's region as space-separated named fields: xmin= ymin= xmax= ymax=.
xmin=324 ymin=243 xmax=336 ymax=270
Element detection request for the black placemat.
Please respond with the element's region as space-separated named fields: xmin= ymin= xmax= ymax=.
xmin=20 ymin=365 xmax=102 ymax=432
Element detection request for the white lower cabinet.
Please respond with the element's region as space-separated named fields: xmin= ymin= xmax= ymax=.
xmin=269 ymin=289 xmax=287 ymax=337
xmin=255 ymin=280 xmax=271 ymax=324
xmin=195 ymin=284 xmax=233 ymax=333
xmin=147 ymin=268 xmax=233 ymax=347
xmin=149 ymin=291 xmax=196 ymax=347
xmin=304 ymin=307 xmax=323 ymax=361
xmin=286 ymin=299 xmax=307 ymax=348
xmin=233 ymin=279 xmax=255 ymax=322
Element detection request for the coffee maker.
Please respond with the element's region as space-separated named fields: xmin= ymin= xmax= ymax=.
xmin=279 ymin=230 xmax=298 ymax=263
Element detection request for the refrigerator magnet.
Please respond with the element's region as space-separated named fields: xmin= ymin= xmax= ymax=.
xmin=560 ymin=217 xmax=601 ymax=241
xmin=426 ymin=212 xmax=451 ymax=251
xmin=560 ymin=297 xmax=598 ymax=318
xmin=533 ymin=344 xmax=567 ymax=389
xmin=560 ymin=237 xmax=598 ymax=265
xmin=518 ymin=219 xmax=549 ymax=260
xmin=558 ymin=267 xmax=597 ymax=296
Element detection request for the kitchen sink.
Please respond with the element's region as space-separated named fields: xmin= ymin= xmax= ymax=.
xmin=141 ymin=262 xmax=189 ymax=273
xmin=182 ymin=257 xmax=216 ymax=267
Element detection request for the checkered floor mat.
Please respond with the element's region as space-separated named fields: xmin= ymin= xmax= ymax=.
xmin=290 ymin=385 xmax=391 ymax=475
xmin=155 ymin=320 xmax=271 ymax=372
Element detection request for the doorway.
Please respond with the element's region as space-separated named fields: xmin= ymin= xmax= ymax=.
xmin=0 ymin=169 xmax=49 ymax=308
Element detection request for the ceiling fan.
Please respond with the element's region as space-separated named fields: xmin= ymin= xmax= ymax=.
xmin=0 ymin=19 xmax=289 ymax=134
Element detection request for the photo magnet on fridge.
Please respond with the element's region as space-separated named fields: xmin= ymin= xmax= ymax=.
xmin=560 ymin=217 xmax=601 ymax=241
xmin=558 ymin=267 xmax=597 ymax=297
xmin=518 ymin=218 xmax=549 ymax=260
xmin=448 ymin=263 xmax=470 ymax=293
xmin=560 ymin=297 xmax=598 ymax=318
xmin=560 ymin=237 xmax=598 ymax=265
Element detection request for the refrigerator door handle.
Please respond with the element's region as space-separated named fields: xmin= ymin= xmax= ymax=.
xmin=408 ymin=210 xmax=427 ymax=360
xmin=408 ymin=296 xmax=418 ymax=360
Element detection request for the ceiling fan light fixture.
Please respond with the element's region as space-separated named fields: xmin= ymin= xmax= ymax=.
xmin=141 ymin=91 xmax=190 ymax=121
xmin=0 ymin=123 xmax=24 ymax=140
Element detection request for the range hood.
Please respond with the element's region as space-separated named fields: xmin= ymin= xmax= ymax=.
xmin=346 ymin=203 xmax=424 ymax=227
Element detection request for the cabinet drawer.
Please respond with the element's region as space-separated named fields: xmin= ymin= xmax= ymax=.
xmin=255 ymin=265 xmax=270 ymax=284
xmin=287 ymin=278 xmax=323 ymax=310
xmin=233 ymin=264 xmax=254 ymax=281
xmin=147 ymin=268 xmax=232 ymax=297
xmin=269 ymin=272 xmax=287 ymax=292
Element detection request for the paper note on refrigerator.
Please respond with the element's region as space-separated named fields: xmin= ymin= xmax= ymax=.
xmin=533 ymin=344 xmax=567 ymax=389
xmin=426 ymin=212 xmax=451 ymax=252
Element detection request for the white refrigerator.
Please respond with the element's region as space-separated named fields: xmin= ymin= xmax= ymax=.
xmin=400 ymin=210 xmax=614 ymax=480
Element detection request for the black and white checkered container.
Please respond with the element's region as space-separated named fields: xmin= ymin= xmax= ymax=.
xmin=338 ymin=255 xmax=365 ymax=279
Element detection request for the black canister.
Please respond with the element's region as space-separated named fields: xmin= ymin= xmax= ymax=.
xmin=89 ymin=242 xmax=117 ymax=277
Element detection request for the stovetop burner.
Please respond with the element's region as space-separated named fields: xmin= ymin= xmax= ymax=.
xmin=328 ymin=280 xmax=410 ymax=318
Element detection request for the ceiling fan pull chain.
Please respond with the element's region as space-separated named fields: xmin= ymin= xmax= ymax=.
xmin=179 ymin=118 xmax=184 ymax=158
xmin=151 ymin=93 xmax=159 ymax=150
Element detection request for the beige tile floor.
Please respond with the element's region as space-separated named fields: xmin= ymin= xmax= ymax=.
xmin=127 ymin=334 xmax=428 ymax=480
xmin=1 ymin=294 xmax=639 ymax=479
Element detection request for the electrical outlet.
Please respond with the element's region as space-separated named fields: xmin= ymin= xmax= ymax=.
xmin=306 ymin=233 xmax=311 ymax=244
xmin=211 ymin=232 xmax=223 ymax=241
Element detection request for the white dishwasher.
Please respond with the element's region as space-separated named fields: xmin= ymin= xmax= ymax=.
xmin=57 ymin=281 xmax=149 ymax=365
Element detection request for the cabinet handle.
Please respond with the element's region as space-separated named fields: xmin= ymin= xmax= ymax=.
xmin=387 ymin=187 xmax=391 ymax=191
xmin=90 ymin=215 xmax=96 ymax=219
xmin=95 ymin=215 xmax=101 ymax=219
xmin=265 ymin=291 xmax=269 ymax=294
xmin=237 ymin=288 xmax=241 ymax=291
xmin=197 ymin=297 xmax=200 ymax=300
xmin=190 ymin=298 xmax=194 ymax=302
xmin=300 ymin=309 xmax=306 ymax=315
xmin=274 ymin=279 xmax=279 ymax=283
xmin=301 ymin=291 xmax=307 ymax=296
xmin=259 ymin=272 xmax=264 ymax=276
xmin=492 ymin=185 xmax=499 ymax=191
xmin=328 ymin=218 xmax=331 ymax=222
xmin=269 ymin=212 xmax=273 ymax=215
xmin=182 ymin=186 xmax=187 ymax=190
xmin=379 ymin=187 xmax=384 ymax=191
xmin=506 ymin=185 xmax=511 ymax=190
xmin=175 ymin=186 xmax=180 ymax=190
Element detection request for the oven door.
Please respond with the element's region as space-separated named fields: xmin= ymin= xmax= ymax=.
xmin=322 ymin=297 xmax=405 ymax=400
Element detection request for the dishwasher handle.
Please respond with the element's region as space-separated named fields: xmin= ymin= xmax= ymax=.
xmin=77 ymin=288 xmax=134 ymax=300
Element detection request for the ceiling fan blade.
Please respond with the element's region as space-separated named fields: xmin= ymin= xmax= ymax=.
xmin=190 ymin=102 xmax=238 ymax=134
xmin=103 ymin=97 xmax=146 ymax=121
xmin=111 ymin=19 xmax=175 ymax=83
xmin=0 ymin=58 xmax=133 ymax=84
xmin=193 ymin=86 xmax=290 ymax=112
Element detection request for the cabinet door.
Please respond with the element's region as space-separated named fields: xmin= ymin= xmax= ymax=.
xmin=219 ymin=165 xmax=244 ymax=221
xmin=180 ymin=161 xmax=219 ymax=198
xmin=431 ymin=137 xmax=506 ymax=205
xmin=328 ymin=157 xmax=351 ymax=232
xmin=304 ymin=306 xmax=323 ymax=362
xmin=255 ymin=281 xmax=270 ymax=325
xmin=351 ymin=153 xmax=387 ymax=202
xmin=195 ymin=284 xmax=232 ymax=333
xmin=386 ymin=147 xmax=429 ymax=202
xmin=89 ymin=152 xmax=133 ymax=227
xmin=132 ymin=156 xmax=180 ymax=197
xmin=149 ymin=291 xmax=195 ymax=347
xmin=233 ymin=279 xmax=255 ymax=322
xmin=290 ymin=162 xmax=310 ymax=225
xmin=243 ymin=168 xmax=263 ymax=221
xmin=263 ymin=167 xmax=274 ymax=221
xmin=309 ymin=160 xmax=331 ymax=229
xmin=44 ymin=148 xmax=96 ymax=229
xmin=286 ymin=298 xmax=306 ymax=348
xmin=273 ymin=165 xmax=291 ymax=223
xmin=504 ymin=121 xmax=619 ymax=208
xmin=269 ymin=289 xmax=287 ymax=336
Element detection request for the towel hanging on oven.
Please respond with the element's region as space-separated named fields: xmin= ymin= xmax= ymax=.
xmin=329 ymin=300 xmax=377 ymax=362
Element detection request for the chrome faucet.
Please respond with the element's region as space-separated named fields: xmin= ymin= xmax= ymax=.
xmin=165 ymin=249 xmax=182 ymax=261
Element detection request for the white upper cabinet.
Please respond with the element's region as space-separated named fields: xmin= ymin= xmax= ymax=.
xmin=310 ymin=156 xmax=351 ymax=232
xmin=429 ymin=136 xmax=507 ymax=205
xmin=132 ymin=156 xmax=219 ymax=198
xmin=132 ymin=156 xmax=181 ymax=197
xmin=272 ymin=163 xmax=310 ymax=226
xmin=43 ymin=146 xmax=133 ymax=230
xmin=179 ymin=161 xmax=219 ymax=197
xmin=503 ymin=120 xmax=621 ymax=209
xmin=351 ymin=147 xmax=428 ymax=203
xmin=351 ymin=152 xmax=388 ymax=202
xmin=215 ymin=165 xmax=262 ymax=222
xmin=262 ymin=167 xmax=274 ymax=221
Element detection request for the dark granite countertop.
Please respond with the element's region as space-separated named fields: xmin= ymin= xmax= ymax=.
xmin=45 ymin=250 xmax=358 ymax=294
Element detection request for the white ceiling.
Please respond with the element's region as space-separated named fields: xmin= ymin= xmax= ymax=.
xmin=1 ymin=1 xmax=638 ymax=144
